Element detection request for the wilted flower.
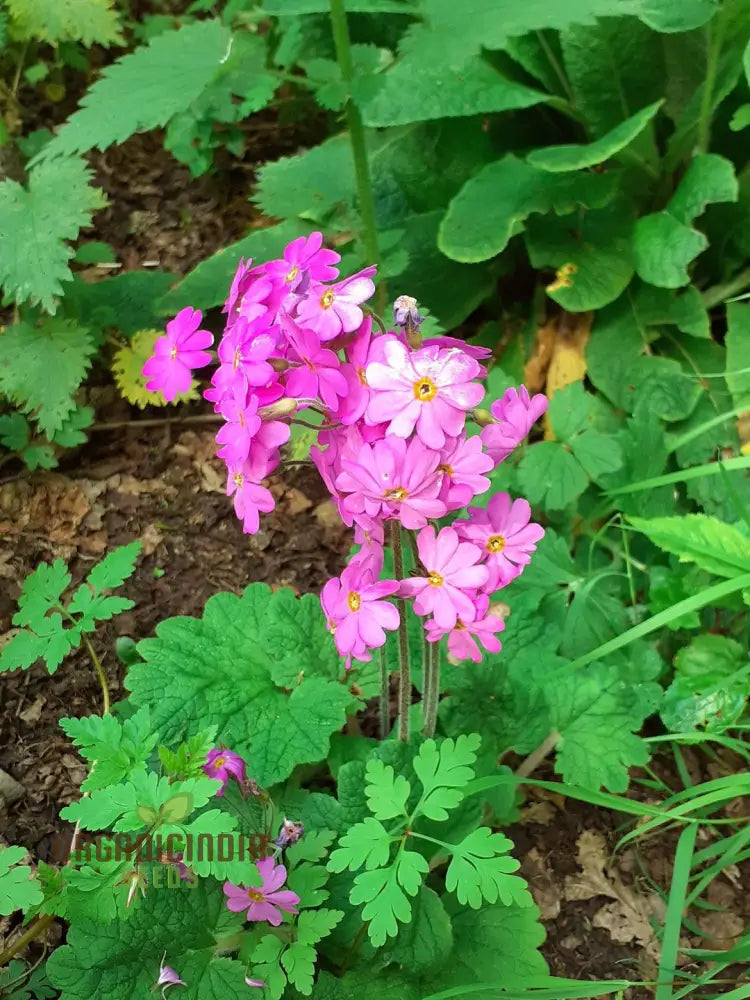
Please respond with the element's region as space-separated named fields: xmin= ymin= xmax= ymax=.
xmin=273 ymin=818 xmax=305 ymax=849
xmin=155 ymin=954 xmax=186 ymax=998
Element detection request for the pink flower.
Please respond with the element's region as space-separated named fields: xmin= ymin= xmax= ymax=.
xmin=400 ymin=526 xmax=489 ymax=630
xmin=281 ymin=315 xmax=348 ymax=411
xmin=321 ymin=551 xmax=399 ymax=665
xmin=296 ymin=266 xmax=376 ymax=341
xmin=217 ymin=317 xmax=278 ymax=388
xmin=425 ymin=595 xmax=504 ymax=663
xmin=366 ymin=340 xmax=484 ymax=449
xmin=481 ymin=386 xmax=548 ymax=465
xmin=457 ymin=493 xmax=545 ymax=589
xmin=224 ymin=257 xmax=254 ymax=319
xmin=226 ymin=465 xmax=275 ymax=534
xmin=204 ymin=747 xmax=247 ymax=796
xmin=156 ymin=954 xmax=186 ymax=998
xmin=336 ymin=436 xmax=447 ymax=530
xmin=438 ymin=434 xmax=494 ymax=510
xmin=142 ymin=308 xmax=213 ymax=402
xmin=215 ymin=390 xmax=262 ymax=467
xmin=337 ymin=317 xmax=375 ymax=425
xmin=224 ymin=857 xmax=300 ymax=925
xmin=265 ymin=232 xmax=340 ymax=291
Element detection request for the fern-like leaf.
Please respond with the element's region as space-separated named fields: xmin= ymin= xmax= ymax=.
xmin=7 ymin=0 xmax=123 ymax=46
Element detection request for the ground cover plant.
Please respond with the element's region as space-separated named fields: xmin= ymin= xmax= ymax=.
xmin=1 ymin=0 xmax=750 ymax=998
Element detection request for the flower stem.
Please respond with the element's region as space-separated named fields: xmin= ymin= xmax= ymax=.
xmin=328 ymin=0 xmax=383 ymax=309
xmin=424 ymin=639 xmax=441 ymax=738
xmin=390 ymin=521 xmax=411 ymax=742
xmin=421 ymin=634 xmax=432 ymax=733
xmin=0 ymin=913 xmax=54 ymax=966
xmin=379 ymin=646 xmax=389 ymax=740
xmin=84 ymin=636 xmax=110 ymax=715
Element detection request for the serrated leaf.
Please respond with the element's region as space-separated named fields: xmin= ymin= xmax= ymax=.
xmin=517 ymin=441 xmax=588 ymax=511
xmin=327 ymin=818 xmax=393 ymax=873
xmin=638 ymin=0 xmax=718 ymax=30
xmin=0 ymin=158 xmax=105 ymax=311
xmin=296 ymin=907 xmax=344 ymax=946
xmin=634 ymin=154 xmax=738 ymax=288
xmin=439 ymin=154 xmax=616 ymax=263
xmin=52 ymin=405 xmax=95 ymax=448
xmin=286 ymin=830 xmax=336 ymax=866
xmin=527 ymin=101 xmax=662 ymax=172
xmin=350 ymin=850 xmax=427 ymax=947
xmin=364 ymin=760 xmax=410 ymax=820
xmin=445 ymin=827 xmax=530 ymax=909
xmin=86 ymin=541 xmax=142 ymax=594
xmin=0 ymin=413 xmax=30 ymax=451
xmin=412 ymin=735 xmax=480 ymax=822
xmin=0 ymin=846 xmax=43 ymax=915
xmin=60 ymin=708 xmax=157 ymax=792
xmin=14 ymin=559 xmax=71 ymax=628
xmin=127 ymin=585 xmax=354 ymax=786
xmin=112 ymin=329 xmax=198 ymax=408
xmin=38 ymin=20 xmax=232 ymax=161
xmin=7 ymin=0 xmax=123 ymax=46
xmin=0 ymin=629 xmax=57 ymax=673
xmin=629 ymin=514 xmax=750 ymax=578
xmin=0 ymin=319 xmax=96 ymax=435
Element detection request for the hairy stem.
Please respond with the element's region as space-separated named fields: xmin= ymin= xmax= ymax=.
xmin=421 ymin=633 xmax=432 ymax=733
xmin=0 ymin=914 xmax=54 ymax=967
xmin=424 ymin=639 xmax=441 ymax=738
xmin=390 ymin=522 xmax=411 ymax=742
xmin=328 ymin=0 xmax=383 ymax=310
xmin=379 ymin=646 xmax=389 ymax=740
xmin=515 ymin=730 xmax=560 ymax=778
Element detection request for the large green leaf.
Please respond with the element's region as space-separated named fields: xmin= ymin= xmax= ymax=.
xmin=37 ymin=19 xmax=231 ymax=161
xmin=526 ymin=101 xmax=663 ymax=172
xmin=7 ymin=0 xmax=123 ymax=45
xmin=634 ymin=154 xmax=738 ymax=288
xmin=126 ymin=585 xmax=355 ymax=786
xmin=439 ymin=155 xmax=616 ymax=263
xmin=629 ymin=514 xmax=750 ymax=578
xmin=637 ymin=0 xmax=718 ymax=30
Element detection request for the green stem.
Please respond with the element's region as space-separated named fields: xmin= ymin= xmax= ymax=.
xmin=328 ymin=0 xmax=383 ymax=307
xmin=390 ymin=522 xmax=411 ymax=743
xmin=0 ymin=913 xmax=54 ymax=966
xmin=424 ymin=640 xmax=441 ymax=738
xmin=702 ymin=265 xmax=750 ymax=309
xmin=421 ymin=634 xmax=432 ymax=733
xmin=697 ymin=14 xmax=725 ymax=153
xmin=379 ymin=646 xmax=389 ymax=741
xmin=58 ymin=606 xmax=110 ymax=714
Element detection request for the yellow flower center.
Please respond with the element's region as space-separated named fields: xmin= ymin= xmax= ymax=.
xmin=286 ymin=265 xmax=299 ymax=284
xmin=233 ymin=473 xmax=244 ymax=488
xmin=170 ymin=346 xmax=178 ymax=360
xmin=320 ymin=290 xmax=335 ymax=309
xmin=454 ymin=620 xmax=466 ymax=631
xmin=383 ymin=486 xmax=408 ymax=502
xmin=233 ymin=348 xmax=242 ymax=370
xmin=212 ymin=756 xmax=227 ymax=769
xmin=347 ymin=591 xmax=361 ymax=612
xmin=428 ymin=571 xmax=444 ymax=587
xmin=357 ymin=366 xmax=367 ymax=386
xmin=247 ymin=888 xmax=264 ymax=902
xmin=486 ymin=535 xmax=505 ymax=553
xmin=438 ymin=463 xmax=453 ymax=476
xmin=413 ymin=377 xmax=437 ymax=402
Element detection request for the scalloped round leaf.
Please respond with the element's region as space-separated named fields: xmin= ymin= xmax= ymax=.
xmin=126 ymin=585 xmax=355 ymax=786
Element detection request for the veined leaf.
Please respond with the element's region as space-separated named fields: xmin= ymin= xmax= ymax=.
xmin=7 ymin=0 xmax=123 ymax=46
xmin=628 ymin=514 xmax=750 ymax=578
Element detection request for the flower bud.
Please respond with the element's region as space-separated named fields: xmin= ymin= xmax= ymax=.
xmin=488 ymin=601 xmax=511 ymax=621
xmin=257 ymin=397 xmax=298 ymax=420
xmin=472 ymin=408 xmax=495 ymax=427
xmin=393 ymin=295 xmax=424 ymax=349
xmin=273 ymin=817 xmax=304 ymax=849
xmin=269 ymin=357 xmax=290 ymax=372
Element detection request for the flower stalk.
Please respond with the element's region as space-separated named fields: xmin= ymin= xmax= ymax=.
xmin=390 ymin=521 xmax=411 ymax=742
xmin=424 ymin=639 xmax=441 ymax=738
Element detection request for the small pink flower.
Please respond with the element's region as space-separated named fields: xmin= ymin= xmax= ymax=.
xmin=438 ymin=434 xmax=494 ymax=510
xmin=281 ymin=315 xmax=348 ymax=411
xmin=217 ymin=317 xmax=278 ymax=388
xmin=296 ymin=266 xmax=376 ymax=341
xmin=401 ymin=526 xmax=489 ymax=630
xmin=457 ymin=493 xmax=545 ymax=589
xmin=481 ymin=386 xmax=548 ymax=465
xmin=337 ymin=317 xmax=375 ymax=425
xmin=215 ymin=389 xmax=263 ymax=467
xmin=142 ymin=308 xmax=213 ymax=402
xmin=224 ymin=857 xmax=300 ymax=925
xmin=425 ymin=595 xmax=504 ymax=663
xmin=265 ymin=232 xmax=340 ymax=290
xmin=366 ymin=340 xmax=484 ymax=449
xmin=226 ymin=465 xmax=275 ymax=534
xmin=156 ymin=954 xmax=186 ymax=998
xmin=204 ymin=747 xmax=247 ymax=796
xmin=336 ymin=436 xmax=447 ymax=530
xmin=321 ymin=551 xmax=399 ymax=665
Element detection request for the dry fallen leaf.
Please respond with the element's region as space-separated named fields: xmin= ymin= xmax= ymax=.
xmin=19 ymin=695 xmax=46 ymax=725
xmin=522 ymin=847 xmax=561 ymax=920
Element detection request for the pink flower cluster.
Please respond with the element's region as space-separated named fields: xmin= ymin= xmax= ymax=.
xmin=143 ymin=232 xmax=548 ymax=665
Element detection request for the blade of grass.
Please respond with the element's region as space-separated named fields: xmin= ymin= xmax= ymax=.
xmin=655 ymin=823 xmax=698 ymax=1000
xmin=606 ymin=455 xmax=750 ymax=496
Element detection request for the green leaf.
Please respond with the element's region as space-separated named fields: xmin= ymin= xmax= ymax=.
xmin=66 ymin=270 xmax=176 ymax=336
xmin=551 ymin=658 xmax=663 ymax=791
xmin=547 ymin=380 xmax=593 ymax=441
xmin=47 ymin=879 xmax=250 ymax=1000
xmin=571 ymin=430 xmax=624 ymax=480
xmin=350 ymin=850 xmax=427 ymax=947
xmin=383 ymin=886 xmax=452 ymax=971
xmin=0 ymin=846 xmax=43 ymax=915
xmin=726 ymin=301 xmax=750 ymax=410
xmin=7 ymin=0 xmax=123 ymax=45
xmin=420 ymin=904 xmax=547 ymax=996
xmin=526 ymin=201 xmax=635 ymax=311
xmin=0 ymin=318 xmax=96 ymax=435
xmin=86 ymin=541 xmax=142 ymax=594
xmin=663 ymin=634 xmax=748 ymax=733
xmin=52 ymin=405 xmax=95 ymax=448
xmin=445 ymin=827 xmax=530 ymax=908
xmin=60 ymin=708 xmax=157 ymax=792
xmin=638 ymin=0 xmax=718 ymax=31
xmin=0 ymin=158 xmax=105 ymax=311
xmin=127 ymin=585 xmax=354 ymax=786
xmin=327 ymin=818 xmax=393 ymax=873
xmin=632 ymin=282 xmax=709 ymax=338
xmin=634 ymin=154 xmax=738 ymax=288
xmin=364 ymin=760 xmax=410 ymax=820
xmin=629 ymin=514 xmax=750 ymax=578
xmin=38 ymin=20 xmax=232 ymax=161
xmin=527 ymin=101 xmax=663 ymax=171
xmin=14 ymin=558 xmax=71 ymax=628
xmin=360 ymin=56 xmax=547 ymax=127
xmin=0 ymin=413 xmax=31 ymax=452
xmin=412 ymin=734 xmax=480 ymax=822
xmin=286 ymin=830 xmax=336 ymax=866
xmin=517 ymin=442 xmax=588 ymax=511
xmin=439 ymin=154 xmax=616 ymax=263
xmin=297 ymin=907 xmax=345 ymax=946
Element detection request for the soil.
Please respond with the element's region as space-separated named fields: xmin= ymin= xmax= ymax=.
xmin=1 ymin=44 xmax=748 ymax=1000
